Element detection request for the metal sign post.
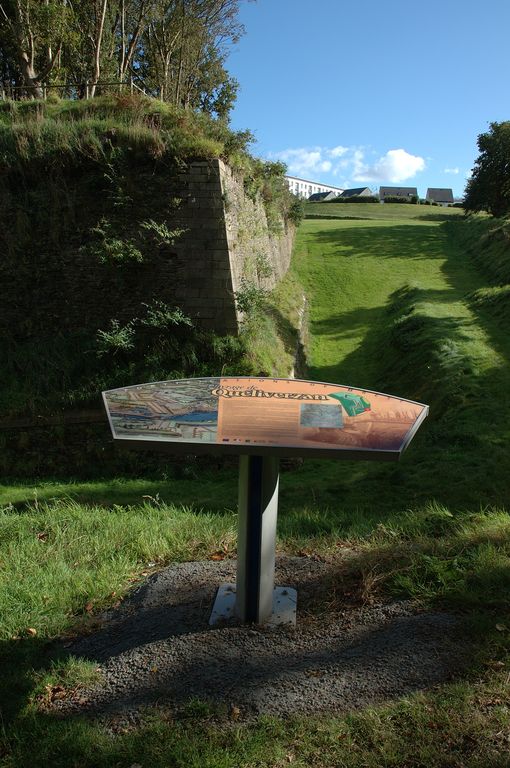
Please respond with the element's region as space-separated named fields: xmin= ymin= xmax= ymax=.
xmin=209 ymin=455 xmax=295 ymax=626
xmin=237 ymin=455 xmax=280 ymax=623
xmin=103 ymin=376 xmax=428 ymax=627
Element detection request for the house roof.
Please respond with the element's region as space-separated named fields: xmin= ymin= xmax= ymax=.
xmin=426 ymin=188 xmax=454 ymax=203
xmin=308 ymin=191 xmax=336 ymax=201
xmin=340 ymin=187 xmax=371 ymax=198
xmin=379 ymin=187 xmax=418 ymax=197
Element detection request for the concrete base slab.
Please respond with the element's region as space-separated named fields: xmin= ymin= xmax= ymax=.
xmin=209 ymin=584 xmax=297 ymax=627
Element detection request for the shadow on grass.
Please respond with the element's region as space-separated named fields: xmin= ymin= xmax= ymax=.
xmin=0 ymin=637 xmax=66 ymax=723
xmin=5 ymin=548 xmax=507 ymax=721
xmin=416 ymin=212 xmax=464 ymax=222
xmin=308 ymin=222 xmax=448 ymax=262
xmin=2 ymin=463 xmax=239 ymax=514
xmin=1 ymin=521 xmax=508 ymax=768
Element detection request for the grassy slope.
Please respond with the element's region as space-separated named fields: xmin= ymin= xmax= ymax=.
xmin=287 ymin=208 xmax=510 ymax=517
xmin=2 ymin=205 xmax=510 ymax=767
xmin=305 ymin=200 xmax=465 ymax=221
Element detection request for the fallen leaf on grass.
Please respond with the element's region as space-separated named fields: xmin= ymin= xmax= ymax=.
xmin=297 ymin=549 xmax=311 ymax=558
xmin=44 ymin=684 xmax=66 ymax=702
xmin=210 ymin=552 xmax=225 ymax=561
xmin=26 ymin=627 xmax=37 ymax=637
xmin=36 ymin=532 xmax=48 ymax=541
xmin=496 ymin=624 xmax=508 ymax=632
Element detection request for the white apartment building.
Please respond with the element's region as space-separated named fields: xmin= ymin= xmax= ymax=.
xmin=285 ymin=175 xmax=344 ymax=199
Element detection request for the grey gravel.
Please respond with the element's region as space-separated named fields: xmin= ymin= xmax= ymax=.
xmin=53 ymin=557 xmax=474 ymax=720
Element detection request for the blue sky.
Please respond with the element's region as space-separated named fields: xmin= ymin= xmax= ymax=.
xmin=226 ymin=0 xmax=510 ymax=198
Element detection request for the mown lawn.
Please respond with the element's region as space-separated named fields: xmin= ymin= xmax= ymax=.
xmin=305 ymin=200 xmax=465 ymax=221
xmin=1 ymin=208 xmax=510 ymax=767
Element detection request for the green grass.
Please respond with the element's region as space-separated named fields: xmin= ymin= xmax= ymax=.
xmin=2 ymin=208 xmax=510 ymax=766
xmin=0 ymin=499 xmax=236 ymax=641
xmin=288 ymin=213 xmax=510 ymax=513
xmin=305 ymin=201 xmax=465 ymax=222
xmin=2 ymin=670 xmax=510 ymax=767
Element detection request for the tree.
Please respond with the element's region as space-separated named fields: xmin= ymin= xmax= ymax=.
xmin=0 ymin=0 xmax=249 ymax=119
xmin=142 ymin=0 xmax=244 ymax=114
xmin=0 ymin=0 xmax=71 ymax=97
xmin=464 ymin=121 xmax=510 ymax=218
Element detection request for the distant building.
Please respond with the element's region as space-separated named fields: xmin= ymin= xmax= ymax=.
xmin=340 ymin=187 xmax=373 ymax=198
xmin=426 ymin=188 xmax=454 ymax=206
xmin=308 ymin=191 xmax=338 ymax=202
xmin=379 ymin=186 xmax=418 ymax=202
xmin=285 ymin=175 xmax=344 ymax=200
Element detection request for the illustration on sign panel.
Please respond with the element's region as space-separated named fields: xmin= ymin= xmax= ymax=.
xmin=104 ymin=377 xmax=427 ymax=454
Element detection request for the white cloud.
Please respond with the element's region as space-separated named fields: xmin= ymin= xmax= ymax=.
xmin=353 ymin=149 xmax=425 ymax=183
xmin=444 ymin=167 xmax=460 ymax=174
xmin=271 ymin=147 xmax=325 ymax=176
xmin=330 ymin=145 xmax=349 ymax=158
xmin=269 ymin=145 xmax=425 ymax=186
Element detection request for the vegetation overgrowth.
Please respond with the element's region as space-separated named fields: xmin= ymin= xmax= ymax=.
xmin=0 ymin=94 xmax=297 ymax=220
xmin=2 ymin=203 xmax=510 ymax=765
xmin=0 ymin=0 xmax=245 ymax=119
xmin=464 ymin=121 xmax=510 ymax=217
xmin=0 ymin=94 xmax=298 ymax=428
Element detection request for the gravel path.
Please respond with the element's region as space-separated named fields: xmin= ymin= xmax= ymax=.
xmin=53 ymin=557 xmax=474 ymax=720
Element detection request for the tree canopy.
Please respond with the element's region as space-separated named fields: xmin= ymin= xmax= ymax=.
xmin=0 ymin=0 xmax=248 ymax=118
xmin=464 ymin=121 xmax=510 ymax=218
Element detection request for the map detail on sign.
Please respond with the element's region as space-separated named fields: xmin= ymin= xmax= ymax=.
xmin=103 ymin=377 xmax=428 ymax=457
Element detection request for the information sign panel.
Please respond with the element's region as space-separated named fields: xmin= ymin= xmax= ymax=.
xmin=103 ymin=377 xmax=428 ymax=626
xmin=103 ymin=376 xmax=428 ymax=460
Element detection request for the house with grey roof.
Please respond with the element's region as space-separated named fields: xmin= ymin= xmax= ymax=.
xmin=379 ymin=186 xmax=418 ymax=202
xmin=426 ymin=188 xmax=454 ymax=206
xmin=340 ymin=187 xmax=372 ymax=198
xmin=308 ymin=191 xmax=338 ymax=202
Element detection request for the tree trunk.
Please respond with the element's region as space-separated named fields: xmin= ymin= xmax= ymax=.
xmin=19 ymin=52 xmax=44 ymax=99
xmin=89 ymin=0 xmax=109 ymax=97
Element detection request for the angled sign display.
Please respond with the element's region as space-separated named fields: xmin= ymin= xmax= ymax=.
xmin=103 ymin=376 xmax=428 ymax=626
xmin=103 ymin=376 xmax=428 ymax=460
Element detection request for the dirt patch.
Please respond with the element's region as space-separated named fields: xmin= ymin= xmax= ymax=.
xmin=51 ymin=557 xmax=474 ymax=721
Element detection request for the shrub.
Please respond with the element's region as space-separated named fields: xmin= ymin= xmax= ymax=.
xmin=234 ymin=279 xmax=269 ymax=316
xmin=330 ymin=195 xmax=379 ymax=204
xmin=382 ymin=196 xmax=413 ymax=204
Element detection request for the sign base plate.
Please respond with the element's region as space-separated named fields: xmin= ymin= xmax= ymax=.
xmin=209 ymin=584 xmax=297 ymax=627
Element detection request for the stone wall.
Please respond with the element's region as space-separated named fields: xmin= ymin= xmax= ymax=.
xmin=0 ymin=155 xmax=296 ymax=474
xmin=1 ymin=156 xmax=293 ymax=346
xmin=172 ymin=159 xmax=294 ymax=334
